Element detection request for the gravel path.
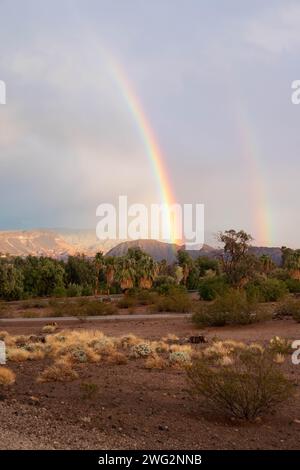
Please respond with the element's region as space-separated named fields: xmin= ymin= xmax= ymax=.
xmin=0 ymin=313 xmax=192 ymax=323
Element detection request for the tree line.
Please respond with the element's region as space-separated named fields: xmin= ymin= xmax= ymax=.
xmin=0 ymin=230 xmax=300 ymax=301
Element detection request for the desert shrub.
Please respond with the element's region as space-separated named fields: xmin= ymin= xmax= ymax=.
xmin=90 ymin=337 xmax=115 ymax=355
xmin=78 ymin=300 xmax=117 ymax=316
xmin=187 ymin=347 xmax=293 ymax=420
xmin=136 ymin=290 xmax=158 ymax=305
xmin=130 ymin=342 xmax=153 ymax=358
xmin=50 ymin=298 xmax=117 ymax=317
xmin=52 ymin=286 xmax=67 ymax=298
xmin=80 ymin=382 xmax=98 ymax=399
xmin=245 ymin=278 xmax=288 ymax=302
xmin=145 ymin=354 xmax=167 ymax=369
xmin=66 ymin=283 xmax=82 ymax=297
xmin=285 ymin=278 xmax=300 ymax=294
xmin=198 ymin=276 xmax=229 ymax=301
xmin=193 ymin=290 xmax=258 ymax=327
xmin=38 ymin=360 xmax=78 ymax=382
xmin=81 ymin=285 xmax=94 ymax=296
xmin=58 ymin=344 xmax=100 ymax=363
xmin=268 ymin=336 xmax=292 ymax=355
xmin=153 ymin=275 xmax=177 ymax=294
xmin=151 ymin=289 xmax=192 ymax=313
xmin=275 ymin=298 xmax=300 ymax=321
xmin=169 ymin=350 xmax=191 ymax=367
xmin=117 ymin=295 xmax=137 ymax=309
xmin=0 ymin=367 xmax=15 ymax=386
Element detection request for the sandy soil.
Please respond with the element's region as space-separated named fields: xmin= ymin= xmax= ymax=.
xmin=1 ymin=317 xmax=300 ymax=450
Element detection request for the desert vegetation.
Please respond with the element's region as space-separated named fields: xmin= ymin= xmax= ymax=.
xmin=187 ymin=341 xmax=294 ymax=420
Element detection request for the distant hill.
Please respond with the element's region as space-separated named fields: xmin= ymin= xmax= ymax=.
xmin=0 ymin=229 xmax=121 ymax=258
xmin=106 ymin=239 xmax=220 ymax=263
xmin=55 ymin=229 xmax=119 ymax=256
xmin=0 ymin=230 xmax=77 ymax=258
xmin=249 ymin=246 xmax=283 ymax=266
xmin=106 ymin=239 xmax=284 ymax=265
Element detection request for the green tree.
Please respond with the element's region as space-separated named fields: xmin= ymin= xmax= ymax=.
xmin=0 ymin=261 xmax=24 ymax=300
xmin=218 ymin=229 xmax=257 ymax=287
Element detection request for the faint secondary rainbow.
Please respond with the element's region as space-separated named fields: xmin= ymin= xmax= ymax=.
xmin=106 ymin=56 xmax=179 ymax=244
xmin=236 ymin=105 xmax=273 ymax=246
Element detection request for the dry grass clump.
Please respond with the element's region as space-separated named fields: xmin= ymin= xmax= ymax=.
xmin=162 ymin=333 xmax=179 ymax=342
xmin=5 ymin=333 xmax=46 ymax=362
xmin=7 ymin=346 xmax=45 ymax=362
xmin=268 ymin=336 xmax=292 ymax=355
xmin=187 ymin=345 xmax=293 ymax=420
xmin=105 ymin=351 xmax=128 ymax=365
xmin=150 ymin=340 xmax=169 ymax=353
xmin=42 ymin=324 xmax=57 ymax=334
xmin=0 ymin=367 xmax=15 ymax=386
xmin=61 ymin=345 xmax=101 ymax=364
xmin=89 ymin=337 xmax=116 ymax=356
xmin=145 ymin=354 xmax=167 ymax=370
xmin=38 ymin=358 xmax=79 ymax=382
xmin=0 ymin=330 xmax=9 ymax=341
xmin=203 ymin=340 xmax=247 ymax=361
xmin=119 ymin=334 xmax=141 ymax=349
xmin=273 ymin=353 xmax=285 ymax=364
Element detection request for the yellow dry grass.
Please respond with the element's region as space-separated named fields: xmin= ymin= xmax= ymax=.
xmin=38 ymin=358 xmax=78 ymax=383
xmin=0 ymin=367 xmax=15 ymax=386
xmin=145 ymin=354 xmax=167 ymax=370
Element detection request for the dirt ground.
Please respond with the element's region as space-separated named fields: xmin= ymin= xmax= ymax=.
xmin=1 ymin=317 xmax=300 ymax=450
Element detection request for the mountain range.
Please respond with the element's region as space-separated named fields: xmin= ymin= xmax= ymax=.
xmin=0 ymin=229 xmax=284 ymax=265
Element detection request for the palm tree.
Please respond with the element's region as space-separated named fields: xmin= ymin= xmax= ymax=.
xmin=137 ymin=254 xmax=158 ymax=289
xmin=282 ymin=247 xmax=300 ymax=279
xmin=94 ymin=252 xmax=104 ymax=296
xmin=260 ymin=254 xmax=274 ymax=275
xmin=117 ymin=256 xmax=135 ymax=291
xmin=104 ymin=257 xmax=116 ymax=295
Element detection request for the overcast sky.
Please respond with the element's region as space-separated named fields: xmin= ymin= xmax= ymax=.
xmin=0 ymin=0 xmax=299 ymax=247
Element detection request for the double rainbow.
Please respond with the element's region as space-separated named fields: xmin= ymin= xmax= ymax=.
xmin=107 ymin=57 xmax=179 ymax=245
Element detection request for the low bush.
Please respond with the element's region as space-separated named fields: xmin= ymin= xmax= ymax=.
xmin=198 ymin=276 xmax=229 ymax=301
xmin=169 ymin=350 xmax=191 ymax=367
xmin=117 ymin=295 xmax=137 ymax=309
xmin=80 ymin=382 xmax=98 ymax=399
xmin=193 ymin=290 xmax=258 ymax=327
xmin=52 ymin=286 xmax=67 ymax=298
xmin=130 ymin=342 xmax=154 ymax=358
xmin=245 ymin=278 xmax=288 ymax=302
xmin=38 ymin=360 xmax=79 ymax=382
xmin=151 ymin=289 xmax=192 ymax=313
xmin=153 ymin=275 xmax=177 ymax=295
xmin=49 ymin=299 xmax=117 ymax=317
xmin=285 ymin=278 xmax=300 ymax=294
xmin=275 ymin=299 xmax=300 ymax=321
xmin=66 ymin=283 xmax=82 ymax=297
xmin=187 ymin=346 xmax=293 ymax=420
